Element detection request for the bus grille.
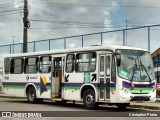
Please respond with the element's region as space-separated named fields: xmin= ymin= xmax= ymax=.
xmin=130 ymin=96 xmax=150 ymax=101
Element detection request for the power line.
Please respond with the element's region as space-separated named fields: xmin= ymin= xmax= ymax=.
xmin=29 ymin=19 xmax=124 ymax=29
xmin=29 ymin=8 xmax=62 ymax=20
xmin=29 ymin=19 xmax=116 ymax=26
xmin=28 ymin=1 xmax=160 ymax=8
xmin=0 ymin=2 xmax=14 ymax=6
xmin=0 ymin=12 xmax=20 ymax=16
xmin=30 ymin=26 xmax=121 ymax=29
xmin=30 ymin=19 xmax=160 ymax=29
xmin=29 ymin=7 xmax=78 ymax=23
xmin=0 ymin=9 xmax=22 ymax=14
xmin=29 ymin=7 xmax=160 ymax=26
xmin=29 ymin=7 xmax=160 ymax=28
xmin=0 ymin=1 xmax=23 ymax=8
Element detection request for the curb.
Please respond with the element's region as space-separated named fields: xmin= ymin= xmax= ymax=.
xmin=129 ymin=105 xmax=160 ymax=110
xmin=0 ymin=94 xmax=25 ymax=99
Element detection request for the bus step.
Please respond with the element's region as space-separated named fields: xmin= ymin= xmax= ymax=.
xmin=52 ymin=98 xmax=63 ymax=101
xmin=51 ymin=93 xmax=61 ymax=94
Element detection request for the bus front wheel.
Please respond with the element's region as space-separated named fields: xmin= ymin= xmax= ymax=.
xmin=27 ymin=87 xmax=37 ymax=103
xmin=83 ymin=89 xmax=98 ymax=110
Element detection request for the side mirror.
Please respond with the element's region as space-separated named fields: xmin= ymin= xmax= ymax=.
xmin=114 ymin=53 xmax=121 ymax=67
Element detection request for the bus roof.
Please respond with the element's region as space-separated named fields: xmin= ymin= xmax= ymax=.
xmin=5 ymin=45 xmax=149 ymax=58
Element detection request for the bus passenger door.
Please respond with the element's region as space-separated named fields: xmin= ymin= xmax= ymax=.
xmin=51 ymin=56 xmax=65 ymax=98
xmin=99 ymin=54 xmax=111 ymax=100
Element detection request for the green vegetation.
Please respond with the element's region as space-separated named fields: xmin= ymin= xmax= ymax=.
xmin=0 ymin=86 xmax=2 ymax=92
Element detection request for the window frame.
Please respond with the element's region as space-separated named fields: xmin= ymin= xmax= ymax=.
xmin=66 ymin=54 xmax=75 ymax=73
xmin=75 ymin=52 xmax=97 ymax=72
xmin=24 ymin=57 xmax=39 ymax=74
xmin=39 ymin=56 xmax=51 ymax=73
xmin=4 ymin=58 xmax=10 ymax=74
xmin=10 ymin=58 xmax=24 ymax=74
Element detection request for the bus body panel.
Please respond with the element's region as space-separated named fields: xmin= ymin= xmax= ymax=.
xmin=2 ymin=46 xmax=156 ymax=107
xmin=3 ymin=70 xmax=52 ymax=99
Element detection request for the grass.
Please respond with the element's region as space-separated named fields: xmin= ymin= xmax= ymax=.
xmin=0 ymin=86 xmax=2 ymax=92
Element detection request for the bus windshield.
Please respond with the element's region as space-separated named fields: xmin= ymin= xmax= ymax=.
xmin=117 ymin=49 xmax=155 ymax=82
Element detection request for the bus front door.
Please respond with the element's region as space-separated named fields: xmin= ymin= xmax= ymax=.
xmin=51 ymin=56 xmax=65 ymax=98
xmin=99 ymin=54 xmax=111 ymax=100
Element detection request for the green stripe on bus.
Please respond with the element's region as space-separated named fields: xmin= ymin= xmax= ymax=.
xmin=62 ymin=86 xmax=100 ymax=92
xmin=3 ymin=85 xmax=51 ymax=90
xmin=110 ymin=87 xmax=116 ymax=91
xmin=3 ymin=85 xmax=25 ymax=89
xmin=36 ymin=86 xmax=51 ymax=89
xmin=126 ymin=88 xmax=153 ymax=92
xmin=62 ymin=86 xmax=80 ymax=89
xmin=132 ymin=88 xmax=152 ymax=91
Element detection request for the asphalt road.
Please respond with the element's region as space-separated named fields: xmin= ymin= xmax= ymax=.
xmin=0 ymin=98 xmax=159 ymax=119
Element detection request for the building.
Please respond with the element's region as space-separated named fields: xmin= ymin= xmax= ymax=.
xmin=151 ymin=48 xmax=160 ymax=84
xmin=152 ymin=48 xmax=160 ymax=97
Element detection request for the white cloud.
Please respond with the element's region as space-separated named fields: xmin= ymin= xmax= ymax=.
xmin=77 ymin=7 xmax=87 ymax=13
xmin=68 ymin=43 xmax=75 ymax=48
xmin=0 ymin=0 xmax=159 ymax=53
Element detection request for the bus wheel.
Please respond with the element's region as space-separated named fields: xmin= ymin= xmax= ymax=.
xmin=116 ymin=103 xmax=130 ymax=110
xmin=27 ymin=87 xmax=37 ymax=103
xmin=83 ymin=89 xmax=98 ymax=110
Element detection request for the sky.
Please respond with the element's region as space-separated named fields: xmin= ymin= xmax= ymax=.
xmin=0 ymin=0 xmax=160 ymax=54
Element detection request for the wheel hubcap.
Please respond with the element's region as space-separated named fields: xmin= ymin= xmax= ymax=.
xmin=86 ymin=94 xmax=94 ymax=105
xmin=29 ymin=91 xmax=34 ymax=100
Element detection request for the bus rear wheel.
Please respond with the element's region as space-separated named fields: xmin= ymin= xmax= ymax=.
xmin=83 ymin=89 xmax=98 ymax=110
xmin=27 ymin=87 xmax=37 ymax=103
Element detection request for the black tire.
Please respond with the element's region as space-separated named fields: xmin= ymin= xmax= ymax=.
xmin=116 ymin=103 xmax=130 ymax=110
xmin=27 ymin=87 xmax=37 ymax=103
xmin=83 ymin=89 xmax=98 ymax=110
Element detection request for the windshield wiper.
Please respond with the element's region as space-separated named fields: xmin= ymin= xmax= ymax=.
xmin=139 ymin=59 xmax=152 ymax=83
xmin=130 ymin=59 xmax=137 ymax=83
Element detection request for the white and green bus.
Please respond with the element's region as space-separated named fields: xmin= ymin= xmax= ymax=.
xmin=2 ymin=46 xmax=156 ymax=109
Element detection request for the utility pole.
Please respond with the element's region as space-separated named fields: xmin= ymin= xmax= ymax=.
xmin=123 ymin=20 xmax=130 ymax=46
xmin=12 ymin=36 xmax=15 ymax=54
xmin=125 ymin=20 xmax=128 ymax=46
xmin=23 ymin=0 xmax=30 ymax=53
xmin=124 ymin=20 xmax=128 ymax=46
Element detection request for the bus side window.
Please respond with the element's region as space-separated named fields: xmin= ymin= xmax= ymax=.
xmin=24 ymin=57 xmax=39 ymax=73
xmin=75 ymin=52 xmax=96 ymax=72
xmin=10 ymin=58 xmax=23 ymax=74
xmin=39 ymin=56 xmax=51 ymax=73
xmin=66 ymin=54 xmax=75 ymax=73
xmin=5 ymin=58 xmax=10 ymax=74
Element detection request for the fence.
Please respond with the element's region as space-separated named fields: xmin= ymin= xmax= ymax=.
xmin=0 ymin=24 xmax=160 ymax=97
xmin=0 ymin=24 xmax=160 ymax=56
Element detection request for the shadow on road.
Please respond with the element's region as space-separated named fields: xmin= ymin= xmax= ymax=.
xmin=0 ymin=98 xmax=144 ymax=112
